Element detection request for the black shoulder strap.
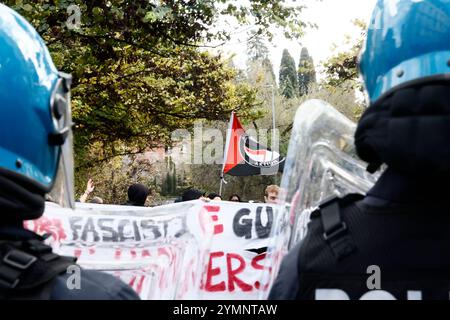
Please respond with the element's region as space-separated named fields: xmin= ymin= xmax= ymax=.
xmin=318 ymin=194 xmax=364 ymax=261
xmin=0 ymin=239 xmax=77 ymax=300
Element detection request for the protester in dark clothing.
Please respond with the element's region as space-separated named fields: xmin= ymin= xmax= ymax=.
xmin=208 ymin=193 xmax=222 ymax=201
xmin=126 ymin=183 xmax=150 ymax=206
xmin=229 ymin=194 xmax=241 ymax=202
xmin=181 ymin=188 xmax=204 ymax=202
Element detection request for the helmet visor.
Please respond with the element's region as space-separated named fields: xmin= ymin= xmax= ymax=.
xmin=46 ymin=72 xmax=75 ymax=209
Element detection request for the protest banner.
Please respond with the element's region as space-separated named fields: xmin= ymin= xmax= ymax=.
xmin=24 ymin=201 xmax=210 ymax=299
xmin=25 ymin=200 xmax=286 ymax=300
xmin=197 ymin=201 xmax=283 ymax=299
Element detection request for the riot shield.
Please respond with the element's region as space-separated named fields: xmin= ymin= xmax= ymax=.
xmin=259 ymin=99 xmax=381 ymax=299
xmin=282 ymin=99 xmax=380 ymax=246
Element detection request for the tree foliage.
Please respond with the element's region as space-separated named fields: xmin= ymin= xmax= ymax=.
xmin=298 ymin=47 xmax=316 ymax=96
xmin=5 ymin=1 xmax=315 ymax=203
xmin=322 ymin=19 xmax=367 ymax=91
xmin=247 ymin=30 xmax=270 ymax=61
xmin=246 ymin=31 xmax=276 ymax=87
xmin=279 ymin=49 xmax=298 ymax=99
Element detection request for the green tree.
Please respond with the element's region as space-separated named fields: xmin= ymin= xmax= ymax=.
xmin=172 ymin=165 xmax=177 ymax=194
xmin=5 ymin=1 xmax=313 ymax=203
xmin=322 ymin=19 xmax=367 ymax=91
xmin=75 ymin=153 xmax=156 ymax=204
xmin=279 ymin=49 xmax=298 ymax=99
xmin=161 ymin=156 xmax=177 ymax=196
xmin=7 ymin=0 xmax=310 ymax=168
xmin=298 ymin=47 xmax=316 ymax=96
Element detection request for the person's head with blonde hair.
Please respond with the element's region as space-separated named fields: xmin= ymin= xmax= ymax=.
xmin=264 ymin=185 xmax=280 ymax=204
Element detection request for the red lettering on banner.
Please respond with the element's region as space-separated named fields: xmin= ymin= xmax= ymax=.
xmin=25 ymin=217 xmax=67 ymax=242
xmin=158 ymin=247 xmax=170 ymax=258
xmin=211 ymin=215 xmax=224 ymax=234
xmin=129 ymin=276 xmax=136 ymax=287
xmin=136 ymin=275 xmax=145 ymax=294
xmin=199 ymin=205 xmax=223 ymax=236
xmin=204 ymin=205 xmax=223 ymax=235
xmin=204 ymin=205 xmax=220 ymax=213
xmin=115 ymin=249 xmax=121 ymax=260
xmin=177 ymin=258 xmax=196 ymax=298
xmin=142 ymin=250 xmax=151 ymax=257
xmin=74 ymin=249 xmax=82 ymax=258
xmin=190 ymin=260 xmax=197 ymax=288
xmin=226 ymin=253 xmax=252 ymax=292
xmin=251 ymin=253 xmax=270 ymax=290
xmin=205 ymin=251 xmax=226 ymax=292
xmin=159 ymin=267 xmax=166 ymax=290
xmin=156 ymin=248 xmax=171 ymax=290
xmin=128 ymin=275 xmax=144 ymax=295
xmin=203 ymin=251 xmax=276 ymax=293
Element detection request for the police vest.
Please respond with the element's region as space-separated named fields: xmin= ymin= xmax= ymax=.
xmin=296 ymin=194 xmax=450 ymax=300
xmin=0 ymin=237 xmax=76 ymax=299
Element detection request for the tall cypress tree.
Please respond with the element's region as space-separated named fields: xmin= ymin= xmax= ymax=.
xmin=279 ymin=49 xmax=298 ymax=98
xmin=162 ymin=156 xmax=177 ymax=195
xmin=171 ymin=165 xmax=177 ymax=194
xmin=298 ymin=47 xmax=316 ymax=96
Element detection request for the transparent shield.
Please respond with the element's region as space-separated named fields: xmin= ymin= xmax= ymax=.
xmin=46 ymin=74 xmax=75 ymax=209
xmin=47 ymin=130 xmax=75 ymax=209
xmin=259 ymin=99 xmax=381 ymax=299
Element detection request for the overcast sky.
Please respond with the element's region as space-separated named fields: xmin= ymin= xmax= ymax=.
xmin=211 ymin=0 xmax=377 ymax=81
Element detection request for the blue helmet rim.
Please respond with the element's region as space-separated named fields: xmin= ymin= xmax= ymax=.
xmin=362 ymin=49 xmax=450 ymax=105
xmin=370 ymin=73 xmax=450 ymax=106
xmin=0 ymin=166 xmax=56 ymax=194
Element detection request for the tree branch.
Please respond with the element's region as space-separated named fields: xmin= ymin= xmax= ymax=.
xmin=163 ymin=33 xmax=226 ymax=48
xmin=72 ymin=31 xmax=170 ymax=58
xmin=76 ymin=149 xmax=151 ymax=170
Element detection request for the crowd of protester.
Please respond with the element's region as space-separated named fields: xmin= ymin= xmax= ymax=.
xmin=78 ymin=178 xmax=280 ymax=206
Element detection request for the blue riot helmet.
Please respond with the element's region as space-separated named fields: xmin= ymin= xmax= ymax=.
xmin=359 ymin=0 xmax=450 ymax=104
xmin=0 ymin=4 xmax=75 ymax=208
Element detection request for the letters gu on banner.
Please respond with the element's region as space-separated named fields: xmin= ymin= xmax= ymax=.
xmin=24 ymin=200 xmax=285 ymax=300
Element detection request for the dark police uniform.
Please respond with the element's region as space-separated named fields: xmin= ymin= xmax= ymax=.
xmin=0 ymin=225 xmax=140 ymax=300
xmin=269 ymin=169 xmax=450 ymax=300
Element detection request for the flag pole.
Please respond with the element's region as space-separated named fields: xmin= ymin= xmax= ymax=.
xmin=219 ymin=173 xmax=225 ymax=196
xmin=219 ymin=112 xmax=234 ymax=196
xmin=271 ymin=84 xmax=276 ymax=142
xmin=270 ymin=84 xmax=278 ymax=181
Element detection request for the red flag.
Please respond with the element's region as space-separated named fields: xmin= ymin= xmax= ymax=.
xmin=221 ymin=112 xmax=284 ymax=177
